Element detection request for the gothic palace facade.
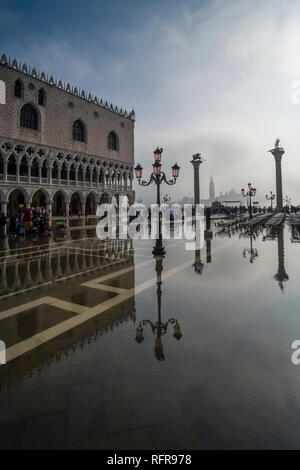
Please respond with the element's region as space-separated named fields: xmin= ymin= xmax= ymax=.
xmin=0 ymin=54 xmax=135 ymax=226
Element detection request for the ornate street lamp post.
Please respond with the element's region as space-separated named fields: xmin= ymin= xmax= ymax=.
xmin=135 ymin=255 xmax=182 ymax=361
xmin=241 ymin=183 xmax=256 ymax=219
xmin=134 ymin=147 xmax=180 ymax=256
xmin=266 ymin=191 xmax=275 ymax=212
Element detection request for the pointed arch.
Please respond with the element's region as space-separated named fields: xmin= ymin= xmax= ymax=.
xmin=52 ymin=161 xmax=59 ymax=179
xmin=20 ymin=155 xmax=28 ymax=176
xmin=31 ymin=157 xmax=39 ymax=177
xmin=61 ymin=161 xmax=67 ymax=180
xmin=7 ymin=154 xmax=17 ymax=175
xmin=69 ymin=163 xmax=76 ymax=181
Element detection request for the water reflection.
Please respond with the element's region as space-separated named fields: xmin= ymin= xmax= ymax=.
xmin=0 ymin=235 xmax=136 ymax=391
xmin=194 ymin=249 xmax=204 ymax=274
xmin=194 ymin=239 xmax=212 ymax=274
xmin=135 ymin=249 xmax=182 ymax=361
xmin=291 ymin=226 xmax=300 ymax=243
xmin=263 ymin=225 xmax=289 ymax=291
xmin=274 ymin=226 xmax=289 ymax=291
xmin=0 ymin=238 xmax=133 ymax=297
xmin=242 ymin=230 xmax=259 ymax=263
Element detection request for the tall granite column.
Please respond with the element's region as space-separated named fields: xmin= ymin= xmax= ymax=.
xmin=269 ymin=139 xmax=285 ymax=212
xmin=190 ymin=153 xmax=204 ymax=207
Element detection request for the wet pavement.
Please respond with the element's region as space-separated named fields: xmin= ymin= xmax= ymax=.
xmin=0 ymin=222 xmax=300 ymax=449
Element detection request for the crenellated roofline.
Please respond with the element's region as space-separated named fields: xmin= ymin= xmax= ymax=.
xmin=0 ymin=53 xmax=136 ymax=121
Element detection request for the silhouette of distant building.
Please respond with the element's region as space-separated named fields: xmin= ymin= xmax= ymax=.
xmin=209 ymin=177 xmax=215 ymax=201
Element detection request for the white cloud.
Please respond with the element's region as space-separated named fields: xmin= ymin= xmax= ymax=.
xmin=3 ymin=0 xmax=300 ymax=203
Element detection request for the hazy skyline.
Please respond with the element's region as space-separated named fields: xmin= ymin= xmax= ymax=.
xmin=1 ymin=0 xmax=300 ymax=204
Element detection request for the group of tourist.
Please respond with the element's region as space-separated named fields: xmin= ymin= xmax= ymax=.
xmin=0 ymin=206 xmax=50 ymax=237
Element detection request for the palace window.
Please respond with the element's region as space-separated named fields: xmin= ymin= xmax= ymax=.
xmin=72 ymin=120 xmax=85 ymax=142
xmin=38 ymin=88 xmax=46 ymax=106
xmin=108 ymin=131 xmax=118 ymax=150
xmin=14 ymin=79 xmax=24 ymax=98
xmin=20 ymin=104 xmax=38 ymax=130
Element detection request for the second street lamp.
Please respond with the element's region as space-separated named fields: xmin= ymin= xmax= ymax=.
xmin=266 ymin=191 xmax=275 ymax=212
xmin=284 ymin=196 xmax=291 ymax=208
xmin=241 ymin=183 xmax=256 ymax=219
xmin=134 ymin=147 xmax=180 ymax=256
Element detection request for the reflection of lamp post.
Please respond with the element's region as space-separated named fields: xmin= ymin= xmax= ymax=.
xmin=242 ymin=231 xmax=258 ymax=263
xmin=266 ymin=191 xmax=275 ymax=211
xmin=134 ymin=148 xmax=180 ymax=256
xmin=241 ymin=183 xmax=256 ymax=219
xmin=135 ymin=254 xmax=182 ymax=361
xmin=194 ymin=249 xmax=204 ymax=274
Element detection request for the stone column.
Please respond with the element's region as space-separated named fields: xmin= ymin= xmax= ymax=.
xmin=38 ymin=164 xmax=42 ymax=184
xmin=1 ymin=201 xmax=7 ymax=216
xmin=1 ymin=201 xmax=7 ymax=236
xmin=67 ymin=165 xmax=70 ymax=186
xmin=269 ymin=142 xmax=284 ymax=212
xmin=65 ymin=201 xmax=70 ymax=228
xmin=47 ymin=165 xmax=52 ymax=185
xmin=28 ymin=163 xmax=32 ymax=184
xmin=190 ymin=153 xmax=204 ymax=206
xmin=46 ymin=202 xmax=52 ymax=229
xmin=16 ymin=162 xmax=20 ymax=183
xmin=3 ymin=159 xmax=7 ymax=182
xmin=81 ymin=202 xmax=86 ymax=226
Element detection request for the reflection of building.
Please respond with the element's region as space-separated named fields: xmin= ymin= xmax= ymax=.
xmin=0 ymin=237 xmax=135 ymax=390
xmin=0 ymin=54 xmax=135 ymax=226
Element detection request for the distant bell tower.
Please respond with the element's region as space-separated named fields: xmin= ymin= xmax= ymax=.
xmin=209 ymin=176 xmax=215 ymax=201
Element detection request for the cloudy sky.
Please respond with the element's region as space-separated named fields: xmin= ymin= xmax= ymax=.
xmin=1 ymin=0 xmax=300 ymax=204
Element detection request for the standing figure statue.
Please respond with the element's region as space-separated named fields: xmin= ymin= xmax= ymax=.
xmin=275 ymin=138 xmax=280 ymax=149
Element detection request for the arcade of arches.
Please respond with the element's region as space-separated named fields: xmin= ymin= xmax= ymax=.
xmin=2 ymin=187 xmax=133 ymax=225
